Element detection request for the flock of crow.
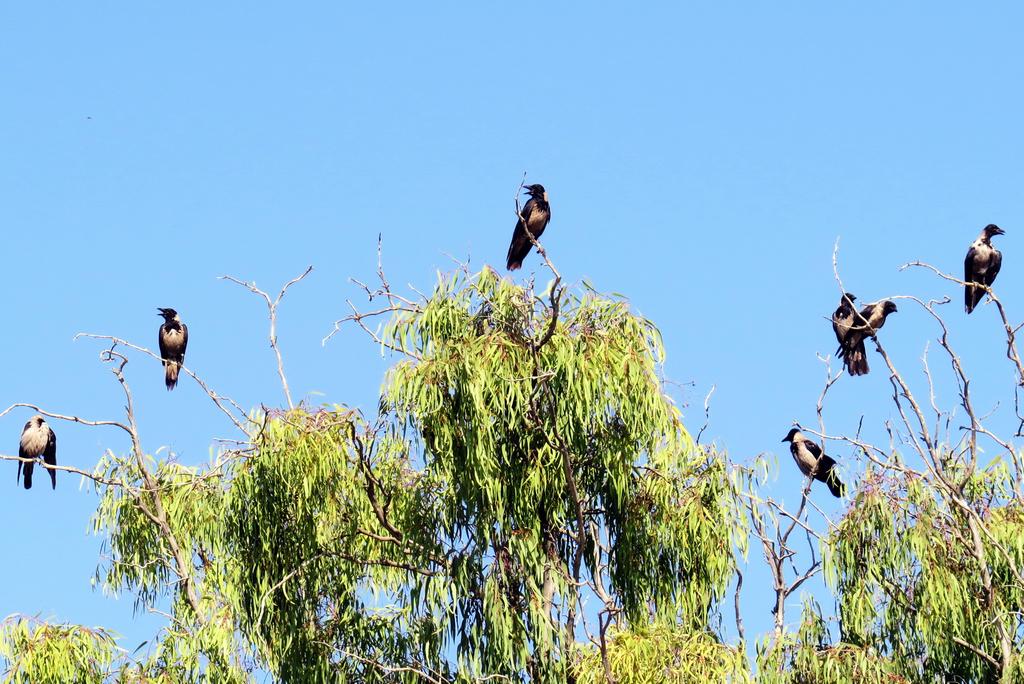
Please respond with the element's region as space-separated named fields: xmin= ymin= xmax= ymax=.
xmin=501 ymin=186 xmax=1007 ymax=501
xmin=785 ymin=222 xmax=1005 ymax=498
xmin=11 ymin=183 xmax=1005 ymax=504
xmin=15 ymin=308 xmax=189 ymax=490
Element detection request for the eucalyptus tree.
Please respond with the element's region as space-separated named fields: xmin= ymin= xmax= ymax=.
xmin=749 ymin=258 xmax=1024 ymax=684
xmin=0 ymin=261 xmax=745 ymax=682
xmin=3 ymin=252 xmax=1024 ymax=683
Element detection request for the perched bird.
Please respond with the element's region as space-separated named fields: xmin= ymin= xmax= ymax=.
xmin=831 ymin=292 xmax=858 ymax=361
xmin=18 ymin=415 xmax=57 ymax=490
xmin=842 ymin=300 xmax=898 ymax=376
xmin=781 ymin=427 xmax=844 ymax=498
xmin=158 ymin=308 xmax=189 ymax=390
xmin=964 ymin=224 xmax=1005 ymax=314
xmin=506 ymin=184 xmax=551 ymax=271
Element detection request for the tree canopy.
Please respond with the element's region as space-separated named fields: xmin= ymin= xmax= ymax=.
xmin=2 ymin=257 xmax=1023 ymax=683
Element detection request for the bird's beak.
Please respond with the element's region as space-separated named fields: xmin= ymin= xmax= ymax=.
xmin=780 ymin=437 xmax=788 ymax=442
xmin=998 ymin=228 xmax=1007 ymax=235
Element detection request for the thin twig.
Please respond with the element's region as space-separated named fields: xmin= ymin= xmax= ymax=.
xmin=0 ymin=453 xmax=125 ymax=487
xmin=73 ymin=334 xmax=250 ymax=434
xmin=323 ymin=236 xmax=424 ymax=349
xmin=220 ymin=266 xmax=313 ymax=410
xmin=695 ymin=385 xmax=716 ymax=446
xmin=733 ymin=568 xmax=745 ymax=642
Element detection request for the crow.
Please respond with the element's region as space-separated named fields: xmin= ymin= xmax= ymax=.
xmin=18 ymin=415 xmax=57 ymax=490
xmin=965 ymin=224 xmax=1005 ymax=314
xmin=843 ymin=300 xmax=898 ymax=376
xmin=506 ymin=184 xmax=551 ymax=271
xmin=781 ymin=427 xmax=844 ymax=497
xmin=158 ymin=308 xmax=189 ymax=390
xmin=831 ymin=292 xmax=858 ymax=365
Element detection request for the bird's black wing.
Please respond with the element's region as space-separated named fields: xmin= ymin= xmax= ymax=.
xmin=506 ymin=198 xmax=537 ymax=271
xmin=832 ymin=309 xmax=848 ymax=357
xmin=180 ymin=323 xmax=189 ymax=363
xmin=965 ymin=246 xmax=978 ymax=283
xmin=44 ymin=428 xmax=57 ymax=489
xmin=986 ymin=249 xmax=1003 ymax=287
xmin=965 ymin=246 xmax=982 ymax=313
xmin=799 ymin=440 xmax=847 ymax=496
xmin=505 ymin=221 xmax=526 ymax=270
xmin=832 ymin=301 xmax=859 ymax=358
xmin=816 ymin=454 xmax=845 ymax=497
xmin=832 ymin=325 xmax=843 ymax=357
xmin=17 ymin=434 xmax=28 ymax=489
xmin=158 ymin=324 xmax=170 ymax=363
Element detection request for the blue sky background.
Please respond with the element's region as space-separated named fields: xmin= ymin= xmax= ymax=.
xmin=2 ymin=1 xmax=1024 ymax=670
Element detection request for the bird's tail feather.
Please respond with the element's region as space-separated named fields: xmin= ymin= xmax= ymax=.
xmin=966 ymin=284 xmax=981 ymax=314
xmin=844 ymin=345 xmax=869 ymax=376
xmin=825 ymin=470 xmax=845 ymax=498
xmin=854 ymin=350 xmax=869 ymax=376
xmin=843 ymin=350 xmax=868 ymax=376
xmin=165 ymin=362 xmax=180 ymax=390
xmin=21 ymin=461 xmax=32 ymax=490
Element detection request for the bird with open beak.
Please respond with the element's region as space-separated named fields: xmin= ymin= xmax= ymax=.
xmin=506 ymin=183 xmax=551 ymax=271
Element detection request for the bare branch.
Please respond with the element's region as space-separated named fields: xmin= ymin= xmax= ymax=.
xmin=733 ymin=568 xmax=745 ymax=643
xmin=74 ymin=334 xmax=249 ymax=434
xmin=96 ymin=346 xmax=205 ymax=619
xmin=220 ymin=266 xmax=313 ymax=410
xmin=0 ymin=402 xmax=130 ymax=434
xmin=952 ymin=636 xmax=1001 ymax=670
xmin=0 ymin=453 xmax=126 ymax=487
xmin=785 ymin=560 xmax=821 ymax=597
xmin=323 ymin=237 xmax=424 ymax=349
xmin=903 ymin=260 xmax=1024 ymax=385
xmin=695 ymin=385 xmax=716 ymax=446
xmin=329 ymin=299 xmax=421 ymax=359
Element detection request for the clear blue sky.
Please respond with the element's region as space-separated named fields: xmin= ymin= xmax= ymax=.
xmin=2 ymin=1 xmax=1023 ymax=667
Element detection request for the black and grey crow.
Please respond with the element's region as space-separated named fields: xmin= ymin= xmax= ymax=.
xmin=781 ymin=427 xmax=844 ymax=498
xmin=842 ymin=300 xmax=898 ymax=376
xmin=831 ymin=292 xmax=858 ymax=364
xmin=18 ymin=415 xmax=57 ymax=490
xmin=506 ymin=184 xmax=551 ymax=271
xmin=964 ymin=224 xmax=1005 ymax=314
xmin=158 ymin=308 xmax=189 ymax=390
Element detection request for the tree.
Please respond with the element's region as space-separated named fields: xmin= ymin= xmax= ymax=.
xmin=2 ymin=248 xmax=1023 ymax=683
xmin=747 ymin=254 xmax=1024 ymax=683
xmin=0 ymin=256 xmax=744 ymax=682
